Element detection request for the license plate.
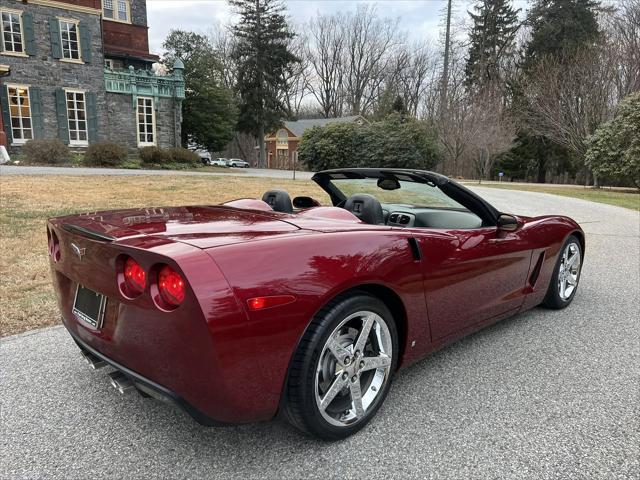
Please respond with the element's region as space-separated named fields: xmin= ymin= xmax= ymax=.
xmin=73 ymin=285 xmax=107 ymax=328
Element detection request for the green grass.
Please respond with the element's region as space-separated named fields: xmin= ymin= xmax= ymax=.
xmin=471 ymin=183 xmax=640 ymax=211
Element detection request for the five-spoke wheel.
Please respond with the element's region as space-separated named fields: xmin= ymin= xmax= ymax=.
xmin=283 ymin=293 xmax=398 ymax=440
xmin=315 ymin=311 xmax=393 ymax=427
xmin=543 ymin=235 xmax=583 ymax=309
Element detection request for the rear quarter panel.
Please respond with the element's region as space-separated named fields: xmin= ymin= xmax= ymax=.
xmin=207 ymin=230 xmax=429 ymax=411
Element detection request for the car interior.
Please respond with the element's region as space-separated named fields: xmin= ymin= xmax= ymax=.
xmin=261 ymin=189 xmax=483 ymax=230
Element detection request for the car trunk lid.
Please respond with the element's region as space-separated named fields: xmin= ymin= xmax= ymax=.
xmin=51 ymin=206 xmax=304 ymax=249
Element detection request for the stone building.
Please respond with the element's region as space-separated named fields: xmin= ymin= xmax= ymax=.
xmin=0 ymin=0 xmax=184 ymax=153
xmin=265 ymin=116 xmax=365 ymax=169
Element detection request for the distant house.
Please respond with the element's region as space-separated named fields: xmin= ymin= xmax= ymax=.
xmin=265 ymin=115 xmax=366 ymax=169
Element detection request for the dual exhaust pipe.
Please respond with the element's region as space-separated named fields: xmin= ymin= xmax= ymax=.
xmin=80 ymin=350 xmax=134 ymax=394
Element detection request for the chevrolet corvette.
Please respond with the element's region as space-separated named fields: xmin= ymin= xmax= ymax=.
xmin=47 ymin=168 xmax=584 ymax=440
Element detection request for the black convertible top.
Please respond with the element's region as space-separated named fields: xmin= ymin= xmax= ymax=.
xmin=312 ymin=168 xmax=500 ymax=227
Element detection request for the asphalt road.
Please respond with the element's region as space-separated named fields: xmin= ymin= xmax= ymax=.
xmin=0 ymin=165 xmax=314 ymax=180
xmin=1 ymin=188 xmax=639 ymax=479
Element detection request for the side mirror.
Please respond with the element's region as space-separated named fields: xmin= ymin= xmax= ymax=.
xmin=497 ymin=214 xmax=521 ymax=232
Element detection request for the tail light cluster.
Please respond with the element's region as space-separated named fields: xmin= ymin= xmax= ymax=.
xmin=118 ymin=255 xmax=186 ymax=310
xmin=47 ymin=227 xmax=61 ymax=262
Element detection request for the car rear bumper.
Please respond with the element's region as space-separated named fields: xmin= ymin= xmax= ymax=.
xmin=66 ymin=324 xmax=224 ymax=427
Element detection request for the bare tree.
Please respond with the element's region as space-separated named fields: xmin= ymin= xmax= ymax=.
xmin=519 ymin=47 xmax=617 ymax=164
xmin=602 ymin=0 xmax=640 ymax=100
xmin=210 ymin=24 xmax=238 ymax=90
xmin=344 ymin=5 xmax=401 ymax=115
xmin=305 ymin=14 xmax=346 ymax=118
xmin=279 ymin=30 xmax=312 ymax=119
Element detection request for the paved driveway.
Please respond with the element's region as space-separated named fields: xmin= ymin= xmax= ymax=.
xmin=0 ymin=165 xmax=313 ymax=180
xmin=1 ymin=188 xmax=638 ymax=479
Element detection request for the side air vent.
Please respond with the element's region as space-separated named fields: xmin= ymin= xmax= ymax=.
xmin=399 ymin=215 xmax=411 ymax=225
xmin=407 ymin=238 xmax=422 ymax=261
xmin=529 ymin=252 xmax=545 ymax=287
xmin=389 ymin=213 xmax=399 ymax=223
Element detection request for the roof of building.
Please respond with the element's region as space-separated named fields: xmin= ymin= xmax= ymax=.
xmin=282 ymin=115 xmax=365 ymax=137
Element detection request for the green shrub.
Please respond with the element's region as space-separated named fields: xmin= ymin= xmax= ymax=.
xmin=168 ymin=147 xmax=201 ymax=165
xmin=84 ymin=142 xmax=128 ymax=167
xmin=586 ymin=91 xmax=640 ymax=188
xmin=22 ymin=139 xmax=71 ymax=165
xmin=139 ymin=146 xmax=171 ymax=165
xmin=298 ymin=114 xmax=442 ymax=171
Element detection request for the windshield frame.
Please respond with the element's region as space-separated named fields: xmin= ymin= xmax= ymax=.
xmin=312 ymin=168 xmax=500 ymax=227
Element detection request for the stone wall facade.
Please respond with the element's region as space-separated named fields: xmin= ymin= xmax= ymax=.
xmin=0 ymin=0 xmax=106 ymax=152
xmin=105 ymin=93 xmax=182 ymax=151
xmin=1 ymin=0 xmax=182 ymax=154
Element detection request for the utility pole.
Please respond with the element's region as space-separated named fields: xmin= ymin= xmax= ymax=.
xmin=439 ymin=0 xmax=453 ymax=175
xmin=440 ymin=0 xmax=452 ymax=114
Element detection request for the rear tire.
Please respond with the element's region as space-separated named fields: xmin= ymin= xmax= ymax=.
xmin=542 ymin=235 xmax=582 ymax=309
xmin=282 ymin=292 xmax=398 ymax=440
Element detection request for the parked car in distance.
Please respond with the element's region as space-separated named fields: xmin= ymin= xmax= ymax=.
xmin=229 ymin=158 xmax=250 ymax=168
xmin=209 ymin=158 xmax=230 ymax=167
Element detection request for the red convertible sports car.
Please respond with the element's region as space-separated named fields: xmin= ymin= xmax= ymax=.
xmin=47 ymin=168 xmax=584 ymax=440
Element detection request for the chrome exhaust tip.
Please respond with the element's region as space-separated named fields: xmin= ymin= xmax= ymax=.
xmin=108 ymin=371 xmax=135 ymax=394
xmin=80 ymin=350 xmax=107 ymax=370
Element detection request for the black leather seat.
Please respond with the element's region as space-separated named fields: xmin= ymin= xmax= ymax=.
xmin=344 ymin=194 xmax=384 ymax=225
xmin=262 ymin=190 xmax=293 ymax=213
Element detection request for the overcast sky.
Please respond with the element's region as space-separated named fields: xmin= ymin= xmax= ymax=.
xmin=147 ymin=0 xmax=530 ymax=55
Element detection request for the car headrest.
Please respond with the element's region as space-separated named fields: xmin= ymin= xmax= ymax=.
xmin=262 ymin=190 xmax=293 ymax=213
xmin=344 ymin=194 xmax=384 ymax=225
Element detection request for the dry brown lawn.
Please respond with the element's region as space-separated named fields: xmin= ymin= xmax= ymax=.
xmin=0 ymin=175 xmax=328 ymax=337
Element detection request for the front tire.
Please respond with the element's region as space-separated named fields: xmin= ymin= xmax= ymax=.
xmin=542 ymin=235 xmax=583 ymax=309
xmin=283 ymin=292 xmax=398 ymax=440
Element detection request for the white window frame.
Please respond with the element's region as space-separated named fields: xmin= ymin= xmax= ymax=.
xmin=6 ymin=84 xmax=33 ymax=145
xmin=137 ymin=96 xmax=156 ymax=147
xmin=102 ymin=0 xmax=131 ymax=24
xmin=0 ymin=8 xmax=26 ymax=57
xmin=65 ymin=88 xmax=89 ymax=147
xmin=58 ymin=18 xmax=82 ymax=62
xmin=104 ymin=59 xmax=114 ymax=69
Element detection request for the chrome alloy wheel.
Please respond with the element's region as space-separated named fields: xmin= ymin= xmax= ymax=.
xmin=314 ymin=311 xmax=393 ymax=427
xmin=558 ymin=241 xmax=581 ymax=301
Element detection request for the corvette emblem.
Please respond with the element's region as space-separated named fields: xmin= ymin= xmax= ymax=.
xmin=70 ymin=243 xmax=86 ymax=261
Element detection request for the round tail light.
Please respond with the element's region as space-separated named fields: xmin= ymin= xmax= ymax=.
xmin=123 ymin=257 xmax=146 ymax=296
xmin=157 ymin=265 xmax=186 ymax=308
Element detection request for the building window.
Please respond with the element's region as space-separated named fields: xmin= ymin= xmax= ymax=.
xmin=104 ymin=59 xmax=114 ymax=69
xmin=137 ymin=97 xmax=156 ymax=146
xmin=1 ymin=10 xmax=24 ymax=54
xmin=103 ymin=0 xmax=130 ymax=23
xmin=59 ymin=20 xmax=81 ymax=60
xmin=65 ymin=90 xmax=88 ymax=146
xmin=6 ymin=85 xmax=32 ymax=144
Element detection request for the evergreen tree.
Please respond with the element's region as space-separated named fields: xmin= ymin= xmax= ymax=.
xmin=524 ymin=0 xmax=601 ymax=70
xmin=163 ymin=30 xmax=237 ymax=152
xmin=512 ymin=0 xmax=601 ymax=183
xmin=465 ymin=0 xmax=520 ymax=90
xmin=230 ymin=0 xmax=299 ymax=168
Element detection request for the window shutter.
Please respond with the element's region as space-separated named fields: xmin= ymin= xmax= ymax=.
xmin=0 ymin=86 xmax=13 ymax=144
xmin=79 ymin=23 xmax=92 ymax=63
xmin=54 ymin=88 xmax=69 ymax=144
xmin=86 ymin=92 xmax=98 ymax=143
xmin=49 ymin=18 xmax=62 ymax=59
xmin=29 ymin=88 xmax=45 ymax=139
xmin=23 ymin=13 xmax=37 ymax=56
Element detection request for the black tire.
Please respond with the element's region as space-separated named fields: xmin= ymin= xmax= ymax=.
xmin=542 ymin=234 xmax=583 ymax=309
xmin=282 ymin=292 xmax=398 ymax=440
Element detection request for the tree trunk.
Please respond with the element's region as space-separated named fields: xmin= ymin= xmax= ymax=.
xmin=258 ymin=123 xmax=266 ymax=168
